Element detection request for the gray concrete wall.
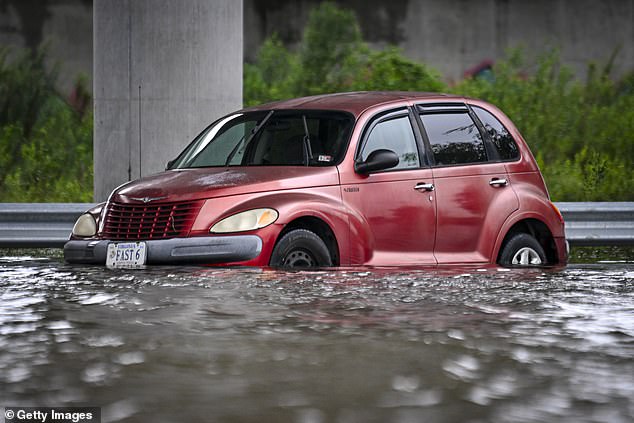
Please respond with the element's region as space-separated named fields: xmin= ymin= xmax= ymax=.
xmin=402 ymin=0 xmax=634 ymax=81
xmin=93 ymin=0 xmax=243 ymax=201
xmin=0 ymin=0 xmax=93 ymax=94
xmin=3 ymin=1 xmax=633 ymax=92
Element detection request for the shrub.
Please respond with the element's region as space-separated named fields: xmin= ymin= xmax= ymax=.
xmin=454 ymin=49 xmax=634 ymax=201
xmin=243 ymin=35 xmax=298 ymax=106
xmin=295 ymin=2 xmax=366 ymax=95
xmin=0 ymin=47 xmax=93 ymax=202
xmin=244 ymin=2 xmax=446 ymax=104
xmin=349 ymin=47 xmax=445 ymax=92
xmin=0 ymin=47 xmax=57 ymax=135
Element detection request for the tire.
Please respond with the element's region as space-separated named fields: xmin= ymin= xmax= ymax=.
xmin=270 ymin=229 xmax=332 ymax=268
xmin=498 ymin=233 xmax=547 ymax=267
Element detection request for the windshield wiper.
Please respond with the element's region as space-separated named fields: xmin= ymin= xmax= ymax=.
xmin=225 ymin=110 xmax=274 ymax=166
xmin=302 ymin=115 xmax=313 ymax=166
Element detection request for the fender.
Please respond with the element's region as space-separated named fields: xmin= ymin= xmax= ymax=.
xmin=274 ymin=194 xmax=350 ymax=264
xmin=192 ymin=186 xmax=350 ymax=264
xmin=492 ymin=206 xmax=565 ymax=262
xmin=511 ymin=176 xmax=565 ymax=238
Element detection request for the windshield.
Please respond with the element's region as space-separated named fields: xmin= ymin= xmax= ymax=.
xmin=170 ymin=110 xmax=354 ymax=169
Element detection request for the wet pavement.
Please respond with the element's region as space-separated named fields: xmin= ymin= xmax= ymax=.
xmin=1 ymin=254 xmax=633 ymax=422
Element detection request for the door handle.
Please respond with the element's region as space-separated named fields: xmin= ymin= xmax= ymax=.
xmin=414 ymin=183 xmax=435 ymax=192
xmin=489 ymin=178 xmax=508 ymax=187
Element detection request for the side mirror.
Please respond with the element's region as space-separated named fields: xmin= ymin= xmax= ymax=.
xmin=354 ymin=149 xmax=399 ymax=174
xmin=165 ymin=159 xmax=175 ymax=170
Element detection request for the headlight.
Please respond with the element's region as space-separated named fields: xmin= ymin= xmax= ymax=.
xmin=72 ymin=213 xmax=97 ymax=237
xmin=210 ymin=208 xmax=278 ymax=233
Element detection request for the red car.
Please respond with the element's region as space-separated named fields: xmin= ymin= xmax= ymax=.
xmin=65 ymin=92 xmax=568 ymax=268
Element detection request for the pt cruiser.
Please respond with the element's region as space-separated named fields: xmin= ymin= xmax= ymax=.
xmin=65 ymin=92 xmax=568 ymax=268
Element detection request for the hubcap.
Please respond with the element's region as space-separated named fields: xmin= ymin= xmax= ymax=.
xmin=511 ymin=247 xmax=543 ymax=266
xmin=283 ymin=249 xmax=316 ymax=268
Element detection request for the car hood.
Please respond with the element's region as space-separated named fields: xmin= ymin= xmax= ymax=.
xmin=111 ymin=167 xmax=341 ymax=203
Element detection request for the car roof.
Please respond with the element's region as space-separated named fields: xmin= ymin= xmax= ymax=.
xmin=241 ymin=91 xmax=465 ymax=117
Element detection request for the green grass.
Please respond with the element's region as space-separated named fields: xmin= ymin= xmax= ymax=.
xmin=569 ymin=246 xmax=634 ymax=264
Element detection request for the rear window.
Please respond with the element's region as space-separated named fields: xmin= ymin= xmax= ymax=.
xmin=472 ymin=106 xmax=520 ymax=160
xmin=420 ymin=113 xmax=487 ymax=166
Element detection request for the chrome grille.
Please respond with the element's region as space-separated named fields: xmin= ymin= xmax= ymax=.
xmin=102 ymin=200 xmax=203 ymax=240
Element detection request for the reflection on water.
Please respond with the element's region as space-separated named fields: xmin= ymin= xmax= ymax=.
xmin=1 ymin=255 xmax=633 ymax=423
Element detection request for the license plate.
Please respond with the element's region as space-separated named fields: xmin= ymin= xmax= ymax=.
xmin=106 ymin=242 xmax=147 ymax=269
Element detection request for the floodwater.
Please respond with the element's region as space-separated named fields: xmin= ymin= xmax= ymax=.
xmin=1 ymin=255 xmax=633 ymax=423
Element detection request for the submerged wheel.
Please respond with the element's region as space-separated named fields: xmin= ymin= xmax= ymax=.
xmin=498 ymin=233 xmax=546 ymax=267
xmin=270 ymin=229 xmax=332 ymax=268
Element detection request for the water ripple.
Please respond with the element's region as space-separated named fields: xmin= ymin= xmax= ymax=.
xmin=0 ymin=257 xmax=633 ymax=422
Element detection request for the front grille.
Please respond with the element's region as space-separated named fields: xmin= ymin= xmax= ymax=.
xmin=102 ymin=200 xmax=204 ymax=240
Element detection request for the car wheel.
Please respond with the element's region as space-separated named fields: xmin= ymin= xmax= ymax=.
xmin=498 ymin=233 xmax=546 ymax=267
xmin=270 ymin=229 xmax=332 ymax=268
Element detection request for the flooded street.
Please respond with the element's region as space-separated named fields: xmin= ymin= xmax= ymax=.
xmin=1 ymin=255 xmax=633 ymax=423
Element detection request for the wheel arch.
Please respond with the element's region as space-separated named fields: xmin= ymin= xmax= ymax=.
xmin=273 ymin=215 xmax=340 ymax=266
xmin=495 ymin=217 xmax=559 ymax=264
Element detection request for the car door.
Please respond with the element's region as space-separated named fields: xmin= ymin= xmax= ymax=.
xmin=416 ymin=103 xmax=519 ymax=264
xmin=340 ymin=108 xmax=437 ymax=266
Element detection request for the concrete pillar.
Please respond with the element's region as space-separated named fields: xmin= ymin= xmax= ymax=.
xmin=93 ymin=0 xmax=243 ymax=201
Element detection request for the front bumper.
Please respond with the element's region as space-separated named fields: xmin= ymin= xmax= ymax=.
xmin=64 ymin=235 xmax=263 ymax=265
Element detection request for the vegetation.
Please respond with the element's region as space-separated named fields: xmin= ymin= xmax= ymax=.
xmin=571 ymin=246 xmax=634 ymax=264
xmin=244 ymin=2 xmax=445 ymax=106
xmin=1 ymin=2 xmax=632 ymax=202
xmin=454 ymin=49 xmax=634 ymax=201
xmin=0 ymin=47 xmax=93 ymax=202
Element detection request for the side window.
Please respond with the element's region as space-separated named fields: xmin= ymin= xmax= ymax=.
xmin=473 ymin=106 xmax=520 ymax=160
xmin=361 ymin=115 xmax=419 ymax=170
xmin=420 ymin=113 xmax=486 ymax=166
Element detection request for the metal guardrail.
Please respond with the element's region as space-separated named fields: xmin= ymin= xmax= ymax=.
xmin=0 ymin=203 xmax=97 ymax=248
xmin=556 ymin=202 xmax=634 ymax=246
xmin=0 ymin=202 xmax=632 ymax=248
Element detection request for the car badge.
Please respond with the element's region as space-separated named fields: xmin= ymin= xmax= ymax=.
xmin=129 ymin=196 xmax=168 ymax=203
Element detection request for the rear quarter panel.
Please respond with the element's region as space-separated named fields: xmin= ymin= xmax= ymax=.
xmin=467 ymin=99 xmax=564 ymax=261
xmin=504 ymin=171 xmax=566 ymax=237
